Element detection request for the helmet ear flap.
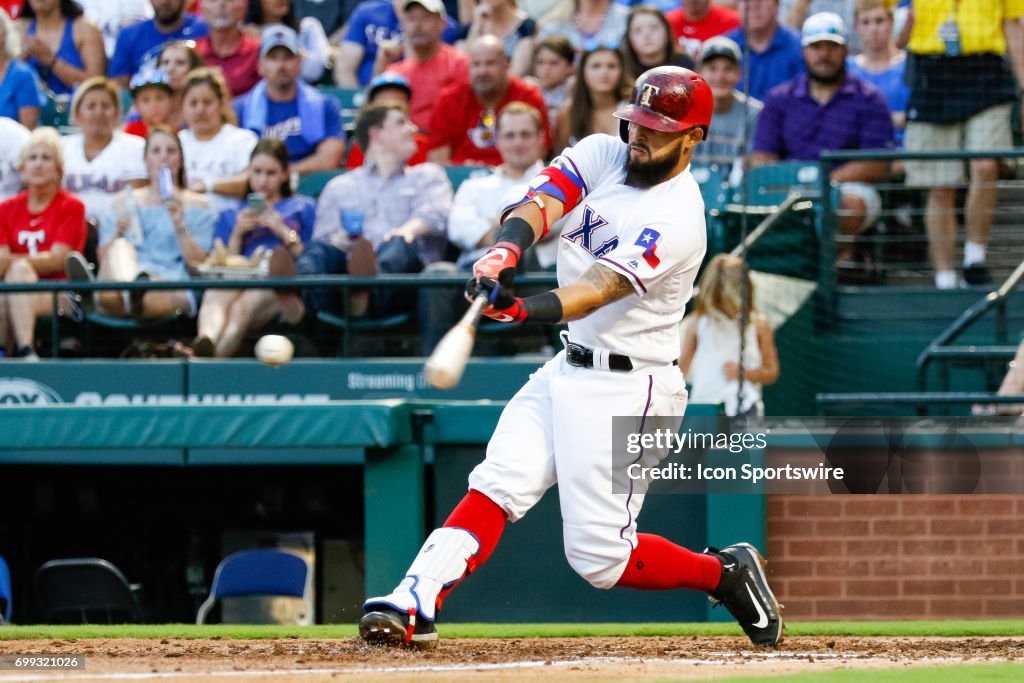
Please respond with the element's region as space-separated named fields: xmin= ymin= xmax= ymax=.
xmin=618 ymin=118 xmax=629 ymax=143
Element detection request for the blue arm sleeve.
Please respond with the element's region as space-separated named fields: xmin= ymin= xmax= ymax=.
xmin=107 ymin=25 xmax=137 ymax=78
xmin=213 ymin=207 xmax=238 ymax=246
xmin=322 ymin=97 xmax=343 ymax=139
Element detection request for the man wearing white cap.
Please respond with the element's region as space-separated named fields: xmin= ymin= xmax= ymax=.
xmin=234 ymin=26 xmax=345 ymax=175
xmin=385 ymin=0 xmax=469 ymax=132
xmin=751 ymin=12 xmax=892 ymax=268
xmin=334 ymin=0 xmax=459 ymax=88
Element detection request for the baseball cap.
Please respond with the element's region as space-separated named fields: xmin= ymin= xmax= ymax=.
xmin=261 ymin=25 xmax=300 ymax=58
xmin=129 ymin=67 xmax=173 ymax=95
xmin=801 ymin=12 xmax=848 ymax=46
xmin=700 ymin=36 xmax=742 ymax=65
xmin=368 ymin=72 xmax=413 ymax=99
xmin=402 ymin=0 xmax=447 ymax=19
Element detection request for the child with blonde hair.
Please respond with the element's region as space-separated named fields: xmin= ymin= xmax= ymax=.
xmin=679 ymin=254 xmax=779 ymax=416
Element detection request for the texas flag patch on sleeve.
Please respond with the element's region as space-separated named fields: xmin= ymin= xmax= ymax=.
xmin=635 ymin=228 xmax=661 ymax=269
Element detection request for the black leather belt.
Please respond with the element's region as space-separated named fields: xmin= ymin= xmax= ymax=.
xmin=564 ymin=341 xmax=678 ymax=373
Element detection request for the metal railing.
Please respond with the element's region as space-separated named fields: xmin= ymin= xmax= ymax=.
xmin=818 ymin=149 xmax=1024 ymax=283
xmin=0 ymin=273 xmax=559 ymax=358
xmin=915 ymin=257 xmax=1024 ymax=393
xmin=729 ymin=193 xmax=803 ymax=257
xmin=816 ymin=392 xmax=1024 ymax=411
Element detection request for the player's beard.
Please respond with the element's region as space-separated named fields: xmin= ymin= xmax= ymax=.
xmin=624 ymin=143 xmax=682 ymax=189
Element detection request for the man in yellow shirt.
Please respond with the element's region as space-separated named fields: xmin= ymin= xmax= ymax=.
xmin=903 ymin=0 xmax=1024 ymax=289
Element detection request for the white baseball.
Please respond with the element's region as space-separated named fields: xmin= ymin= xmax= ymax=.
xmin=255 ymin=335 xmax=294 ymax=366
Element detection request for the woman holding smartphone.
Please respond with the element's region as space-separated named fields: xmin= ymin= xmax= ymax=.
xmin=68 ymin=126 xmax=216 ymax=320
xmin=192 ymin=138 xmax=314 ymax=358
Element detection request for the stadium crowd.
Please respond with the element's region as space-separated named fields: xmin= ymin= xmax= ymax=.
xmin=0 ymin=0 xmax=1020 ymax=359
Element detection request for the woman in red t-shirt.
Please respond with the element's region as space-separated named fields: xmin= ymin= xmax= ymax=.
xmin=0 ymin=126 xmax=86 ymax=359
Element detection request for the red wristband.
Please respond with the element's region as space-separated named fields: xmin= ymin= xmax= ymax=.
xmin=483 ymin=297 xmax=527 ymax=324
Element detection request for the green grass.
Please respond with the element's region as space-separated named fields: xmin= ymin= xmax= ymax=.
xmin=718 ymin=663 xmax=1024 ymax=683
xmin=0 ymin=620 xmax=1022 ymax=640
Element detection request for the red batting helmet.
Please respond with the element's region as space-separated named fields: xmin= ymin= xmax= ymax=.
xmin=613 ymin=66 xmax=713 ymax=143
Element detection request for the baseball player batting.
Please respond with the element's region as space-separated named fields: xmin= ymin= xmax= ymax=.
xmin=359 ymin=66 xmax=782 ymax=649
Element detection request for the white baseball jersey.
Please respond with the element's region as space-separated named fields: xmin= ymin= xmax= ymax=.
xmin=180 ymin=125 xmax=258 ymax=213
xmin=370 ymin=132 xmax=706 ymax=617
xmin=180 ymin=125 xmax=258 ymax=186
xmin=62 ymin=132 xmax=147 ymax=219
xmin=77 ymin=0 xmax=154 ymax=58
xmin=0 ymin=117 xmax=30 ymax=201
xmin=542 ymin=134 xmax=707 ymax=364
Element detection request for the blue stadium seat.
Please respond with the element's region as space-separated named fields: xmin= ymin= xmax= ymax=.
xmin=0 ymin=554 xmax=11 ymax=623
xmin=297 ymin=170 xmax=343 ymax=198
xmin=691 ymin=162 xmax=730 ymax=215
xmin=741 ymin=161 xmax=828 ymax=206
xmin=119 ymin=89 xmax=135 ymax=120
xmin=196 ymin=549 xmax=311 ymax=625
xmin=692 ymin=163 xmax=732 ymax=253
xmin=319 ymin=86 xmax=363 ymax=133
xmin=446 ymin=165 xmax=490 ymax=192
xmin=316 ymin=310 xmax=410 ymax=331
xmin=316 ymin=309 xmax=412 ymax=357
xmin=709 ymin=162 xmax=829 ymax=278
xmin=40 ymin=90 xmax=71 ymax=129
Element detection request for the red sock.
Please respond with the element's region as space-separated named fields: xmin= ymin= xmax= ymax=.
xmin=615 ymin=533 xmax=722 ymax=592
xmin=435 ymin=489 xmax=507 ymax=609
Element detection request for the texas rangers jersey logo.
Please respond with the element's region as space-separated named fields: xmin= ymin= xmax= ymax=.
xmin=635 ymin=228 xmax=661 ymax=269
xmin=18 ymin=229 xmax=46 ymax=255
xmin=561 ymin=206 xmax=618 ymax=258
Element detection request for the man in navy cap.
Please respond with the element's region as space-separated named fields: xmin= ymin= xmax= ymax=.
xmin=234 ymin=26 xmax=345 ymax=174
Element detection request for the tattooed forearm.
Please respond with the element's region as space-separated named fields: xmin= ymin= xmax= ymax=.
xmin=580 ymin=264 xmax=635 ymax=303
xmin=551 ymin=264 xmax=637 ymax=322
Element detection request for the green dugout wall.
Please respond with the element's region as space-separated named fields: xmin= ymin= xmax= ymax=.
xmin=0 ymin=359 xmax=762 ymax=623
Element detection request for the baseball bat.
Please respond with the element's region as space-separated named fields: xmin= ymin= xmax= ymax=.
xmin=424 ymin=293 xmax=489 ymax=389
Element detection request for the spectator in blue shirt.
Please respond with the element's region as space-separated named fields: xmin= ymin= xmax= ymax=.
xmin=234 ymin=25 xmax=345 ymax=173
xmin=108 ymin=0 xmax=208 ymax=88
xmin=334 ymin=0 xmax=458 ymax=88
xmin=0 ymin=8 xmax=45 ymax=128
xmin=751 ymin=12 xmax=892 ymax=265
xmin=19 ymin=0 xmax=108 ymax=98
xmin=612 ymin=0 xmax=683 ymax=14
xmin=845 ymin=0 xmax=907 ymax=146
xmin=725 ymin=0 xmax=803 ymax=101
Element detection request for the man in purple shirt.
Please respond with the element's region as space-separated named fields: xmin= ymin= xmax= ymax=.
xmin=726 ymin=0 xmax=804 ymax=100
xmin=751 ymin=12 xmax=892 ymax=265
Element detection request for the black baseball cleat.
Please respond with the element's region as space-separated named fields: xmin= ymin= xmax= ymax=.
xmin=706 ymin=543 xmax=783 ymax=647
xmin=359 ymin=607 xmax=438 ymax=649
